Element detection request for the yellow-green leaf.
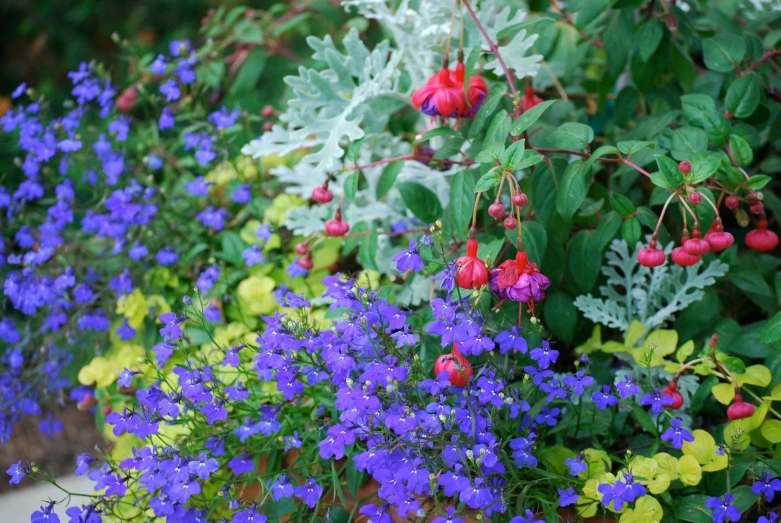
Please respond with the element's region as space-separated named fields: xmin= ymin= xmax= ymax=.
xmin=711 ymin=383 xmax=735 ymax=405
xmin=619 ymin=496 xmax=663 ymax=523
xmin=648 ymin=472 xmax=671 ymax=494
xmin=682 ymin=429 xmax=717 ymax=465
xmin=678 ymin=455 xmax=702 ymax=486
xmin=761 ymin=419 xmax=781 ymax=443
xmin=628 ymin=455 xmax=658 ymax=482
xmin=582 ymin=449 xmax=612 ymax=480
xmin=676 ymin=340 xmax=695 ymax=363
xmin=625 ymin=320 xmax=647 ymax=347
xmin=653 ymin=453 xmax=679 ymax=480
xmin=736 ymin=365 xmax=772 ymax=387
xmin=576 ymin=325 xmax=603 ymax=354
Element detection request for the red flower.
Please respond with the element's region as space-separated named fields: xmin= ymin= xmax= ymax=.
xmin=746 ymin=219 xmax=778 ymax=252
xmin=411 ymin=64 xmax=488 ymax=119
xmin=663 ymin=381 xmax=684 ymax=409
xmin=433 ymin=344 xmax=473 ymax=387
xmin=521 ymin=86 xmax=543 ymax=112
xmin=454 ymin=238 xmax=489 ymax=289
xmin=637 ymin=241 xmax=666 ymax=267
xmin=671 ymin=245 xmax=700 ymax=267
xmin=683 ymin=230 xmax=710 ymax=256
xmin=325 ymin=211 xmax=349 ymax=237
xmin=727 ymin=394 xmax=755 ymax=420
xmin=704 ymin=222 xmax=734 ymax=252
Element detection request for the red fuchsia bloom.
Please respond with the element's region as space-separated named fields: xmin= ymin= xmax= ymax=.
xmin=637 ymin=241 xmax=666 ymax=267
xmin=663 ymin=381 xmax=684 ymax=409
xmin=325 ymin=211 xmax=350 ymax=237
xmin=521 ymin=86 xmax=543 ymax=112
xmin=704 ymin=222 xmax=734 ymax=252
xmin=489 ymin=251 xmax=551 ymax=303
xmin=727 ymin=394 xmax=755 ymax=421
xmin=746 ymin=219 xmax=779 ymax=252
xmin=433 ymin=344 xmax=473 ymax=387
xmin=671 ymin=244 xmax=700 ymax=267
xmin=683 ymin=229 xmax=710 ymax=256
xmin=455 ymin=62 xmax=488 ymax=118
xmin=312 ymin=185 xmax=333 ymax=204
xmin=411 ymin=64 xmax=488 ymax=119
xmin=454 ymin=237 xmax=489 ymax=289
xmin=412 ymin=68 xmax=466 ymax=118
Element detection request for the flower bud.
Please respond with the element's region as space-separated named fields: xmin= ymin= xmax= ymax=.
xmin=261 ymin=105 xmax=275 ymax=118
xmin=688 ymin=192 xmax=701 ymax=205
xmin=727 ymin=394 xmax=755 ymax=420
xmin=637 ymin=245 xmax=666 ymax=267
xmin=488 ymin=201 xmax=505 ymax=219
xmin=746 ymin=219 xmax=779 ymax=252
xmin=750 ymin=202 xmax=764 ymax=215
xmin=503 ymin=216 xmax=518 ymax=230
xmin=512 ymin=193 xmax=528 ymax=207
xmin=725 ymin=195 xmax=740 ymax=210
xmin=311 ymin=186 xmax=333 ymax=204
xmin=294 ymin=242 xmax=308 ymax=256
xmin=678 ymin=161 xmax=692 ymax=175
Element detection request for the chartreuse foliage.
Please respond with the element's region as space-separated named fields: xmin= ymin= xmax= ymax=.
xmin=3 ymin=1 xmax=781 ymax=523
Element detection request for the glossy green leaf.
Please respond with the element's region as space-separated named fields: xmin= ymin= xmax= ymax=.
xmin=375 ymin=161 xmax=403 ymax=199
xmin=725 ymin=72 xmax=761 ymax=118
xmin=548 ymin=122 xmax=594 ymax=151
xmin=396 ymin=183 xmax=443 ymax=223
xmin=510 ymin=99 xmax=558 ymax=136
xmin=556 ymin=161 xmax=592 ymax=219
xmin=703 ymin=34 xmax=746 ymax=73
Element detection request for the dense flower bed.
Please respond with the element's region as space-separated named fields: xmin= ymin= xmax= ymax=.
xmin=3 ymin=1 xmax=781 ymax=523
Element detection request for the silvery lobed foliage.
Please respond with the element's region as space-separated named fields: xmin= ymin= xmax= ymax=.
xmin=574 ymin=239 xmax=729 ymax=332
xmin=242 ymin=0 xmax=542 ymax=275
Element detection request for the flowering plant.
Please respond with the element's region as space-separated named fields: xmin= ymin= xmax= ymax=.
xmin=4 ymin=1 xmax=781 ymax=523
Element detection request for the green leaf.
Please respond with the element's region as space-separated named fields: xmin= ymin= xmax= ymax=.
xmin=462 ymin=45 xmax=482 ymax=104
xmin=728 ymin=266 xmax=771 ymax=296
xmin=690 ymin=375 xmax=718 ymax=414
xmin=468 ymin=87 xmax=506 ymax=139
xmin=617 ymin=140 xmax=654 ymax=156
xmin=671 ymin=127 xmax=708 ymax=161
xmin=653 ymin=155 xmax=685 ymax=189
xmin=514 ymin=150 xmax=545 ymax=170
xmin=474 ymin=142 xmax=505 ymax=164
xmin=636 ymin=19 xmax=664 ymax=62
xmin=729 ymin=134 xmax=754 ymax=166
xmin=610 ymin=193 xmax=636 ymax=217
xmin=376 ymin=161 xmax=403 ymax=199
xmin=748 ymin=174 xmax=771 ymax=190
xmin=497 ymin=16 xmax=556 ymax=40
xmin=584 ymin=145 xmax=620 ymax=172
xmin=548 ymin=122 xmax=594 ymax=151
xmin=682 ymin=94 xmax=732 ymax=145
xmin=230 ymin=49 xmax=267 ymax=95
xmin=358 ymin=229 xmax=378 ymax=271
xmin=346 ymin=138 xmax=364 ymax=162
xmin=196 ymin=61 xmax=226 ymax=90
xmin=556 ymin=161 xmax=592 ymax=219
xmin=761 ymin=312 xmax=781 ymax=343
xmin=622 ymin=217 xmax=642 ymax=245
xmin=343 ymin=172 xmax=359 ymax=203
xmin=676 ymin=495 xmax=714 ymax=523
xmin=345 ymin=459 xmax=367 ymax=498
xmin=593 ymin=212 xmax=622 ymax=251
xmin=449 ymin=171 xmax=475 ymax=239
xmin=474 ymin=171 xmax=502 ymax=192
xmin=396 ymin=183 xmax=443 ymax=223
xmin=217 ymin=231 xmax=246 ymax=266
xmin=417 ymin=126 xmax=460 ymax=144
xmin=510 ymin=99 xmax=558 ymax=136
xmin=543 ymin=291 xmax=578 ymax=343
xmin=484 ymin=110 xmax=511 ymax=143
xmin=631 ymin=402 xmax=658 ymax=435
xmin=725 ymin=72 xmax=762 ymax=118
xmin=689 ymin=153 xmax=721 ymax=184
xmin=501 ymin=140 xmax=526 ymax=170
xmin=521 ymin=220 xmax=548 ymax=265
xmin=703 ymin=34 xmax=746 ymax=73
xmin=567 ymin=230 xmax=602 ymax=293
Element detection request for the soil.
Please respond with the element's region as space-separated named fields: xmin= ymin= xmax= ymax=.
xmin=0 ymin=407 xmax=104 ymax=493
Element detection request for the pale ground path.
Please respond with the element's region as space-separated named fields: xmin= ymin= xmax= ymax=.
xmin=0 ymin=474 xmax=94 ymax=522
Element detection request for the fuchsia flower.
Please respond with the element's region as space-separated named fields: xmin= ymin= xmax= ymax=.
xmin=489 ymin=251 xmax=551 ymax=303
xmin=412 ymin=63 xmax=487 ymax=119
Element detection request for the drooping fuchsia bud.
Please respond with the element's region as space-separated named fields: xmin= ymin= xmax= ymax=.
xmin=503 ymin=216 xmax=518 ymax=230
xmin=683 ymin=229 xmax=710 ymax=256
xmin=663 ymin=381 xmax=684 ymax=409
xmin=512 ymin=193 xmax=528 ymax=207
xmin=298 ymin=254 xmax=313 ymax=270
xmin=433 ymin=344 xmax=473 ymax=387
xmin=672 ymin=242 xmax=700 ymax=267
xmin=725 ymin=195 xmax=740 ymax=210
xmin=488 ymin=201 xmax=505 ymax=219
xmin=746 ymin=219 xmax=779 ymax=252
xmin=638 ymin=240 xmax=666 ymax=267
xmin=454 ymin=231 xmax=489 ymax=290
xmin=312 ymin=185 xmax=333 ymax=204
xmin=727 ymin=394 xmax=755 ymax=421
xmin=295 ymin=242 xmax=309 ymax=256
xmin=688 ymin=192 xmax=701 ymax=205
xmin=705 ymin=221 xmax=734 ymax=252
xmin=325 ymin=211 xmax=350 ymax=237
xmin=750 ymin=202 xmax=765 ymax=215
xmin=678 ymin=160 xmax=692 ymax=175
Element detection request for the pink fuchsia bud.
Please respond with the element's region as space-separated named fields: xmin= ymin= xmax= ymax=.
xmin=724 ymin=110 xmax=733 ymax=120
xmin=725 ymin=195 xmax=740 ymax=210
xmin=683 ymin=229 xmax=710 ymax=256
xmin=312 ymin=186 xmax=333 ymax=204
xmin=78 ymin=394 xmax=97 ymax=411
xmin=688 ymin=192 xmax=702 ymax=205
xmin=678 ymin=161 xmax=692 ymax=175
xmin=261 ymin=105 xmax=275 ymax=118
xmin=298 ymin=254 xmax=313 ymax=270
xmin=102 ymin=405 xmax=112 ymax=417
xmin=433 ymin=345 xmax=473 ymax=387
xmin=488 ymin=201 xmax=505 ymax=219
xmin=262 ymin=122 xmax=273 ymax=132
xmin=512 ymin=193 xmax=528 ymax=207
xmin=746 ymin=219 xmax=779 ymax=252
xmin=116 ymin=87 xmax=137 ymax=114
xmin=708 ymin=333 xmax=719 ymax=348
xmin=503 ymin=216 xmax=518 ymax=230
xmin=294 ymin=242 xmax=309 ymax=256
xmin=672 ymin=246 xmax=701 ymax=266
xmin=705 ymin=222 xmax=734 ymax=252
xmin=638 ymin=243 xmax=666 ymax=267
xmin=325 ymin=214 xmax=350 ymax=237
xmin=454 ymin=238 xmax=489 ymax=289
xmin=727 ymin=394 xmax=755 ymax=421
xmin=750 ymin=202 xmax=764 ymax=215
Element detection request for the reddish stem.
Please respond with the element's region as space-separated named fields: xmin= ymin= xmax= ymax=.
xmin=741 ymin=49 xmax=781 ymax=76
xmin=461 ymin=0 xmax=517 ymax=96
